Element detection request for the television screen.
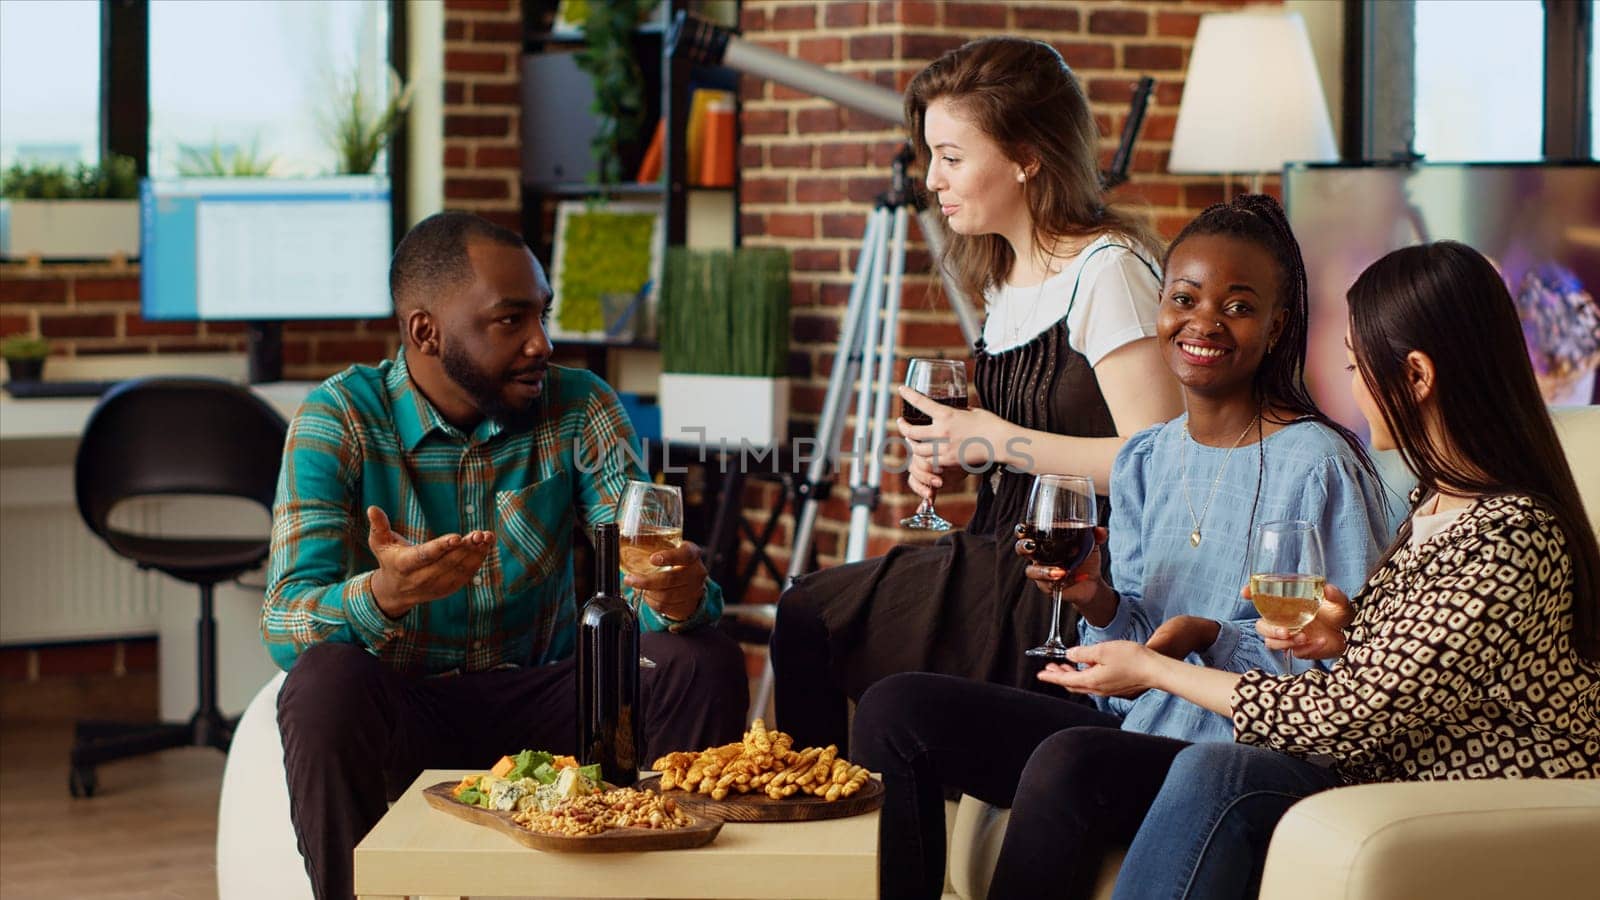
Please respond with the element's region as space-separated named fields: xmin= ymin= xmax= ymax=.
xmin=140 ymin=175 xmax=393 ymax=321
xmin=1284 ymin=162 xmax=1600 ymax=437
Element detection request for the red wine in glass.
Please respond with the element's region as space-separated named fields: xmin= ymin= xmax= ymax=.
xmin=901 ymin=395 xmax=969 ymax=427
xmin=1020 ymin=474 xmax=1097 ymax=659
xmin=1030 ymin=521 xmax=1095 ymax=572
xmin=901 ymin=358 xmax=969 ymax=531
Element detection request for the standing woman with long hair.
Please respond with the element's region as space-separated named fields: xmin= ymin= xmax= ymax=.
xmin=1043 ymin=241 xmax=1600 ymax=900
xmin=770 ymin=37 xmax=1183 ymax=751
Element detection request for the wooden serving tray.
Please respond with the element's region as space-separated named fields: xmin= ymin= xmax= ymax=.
xmin=421 ymin=782 xmax=722 ymax=853
xmin=634 ymin=774 xmax=884 ymax=823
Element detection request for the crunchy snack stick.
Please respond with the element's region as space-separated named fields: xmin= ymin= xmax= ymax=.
xmin=840 ymin=765 xmax=871 ymax=797
xmin=654 ymin=729 xmax=873 ymax=803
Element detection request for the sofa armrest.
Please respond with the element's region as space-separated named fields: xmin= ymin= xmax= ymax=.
xmin=1259 ymin=780 xmax=1600 ymax=900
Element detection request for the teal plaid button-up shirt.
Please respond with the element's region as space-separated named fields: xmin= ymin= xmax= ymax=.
xmin=263 ymin=349 xmax=721 ymax=675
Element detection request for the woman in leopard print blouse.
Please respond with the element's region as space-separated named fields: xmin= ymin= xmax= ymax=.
xmin=1042 ymin=241 xmax=1600 ymax=900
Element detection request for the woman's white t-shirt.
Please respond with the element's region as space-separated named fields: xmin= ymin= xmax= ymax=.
xmin=981 ymin=234 xmax=1163 ymax=364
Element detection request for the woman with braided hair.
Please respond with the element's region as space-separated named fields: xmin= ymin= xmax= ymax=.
xmin=851 ymin=194 xmax=1398 ymax=900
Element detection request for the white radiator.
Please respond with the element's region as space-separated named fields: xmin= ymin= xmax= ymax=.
xmin=0 ymin=465 xmax=165 ymax=644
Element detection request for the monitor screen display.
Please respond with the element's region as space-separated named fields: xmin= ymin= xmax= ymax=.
xmin=140 ymin=175 xmax=393 ymax=321
xmin=1285 ymin=162 xmax=1600 ymax=436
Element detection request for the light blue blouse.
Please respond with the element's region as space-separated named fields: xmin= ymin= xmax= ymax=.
xmin=1079 ymin=415 xmax=1399 ymax=743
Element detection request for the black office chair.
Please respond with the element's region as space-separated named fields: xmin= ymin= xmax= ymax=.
xmin=69 ymin=377 xmax=288 ymax=797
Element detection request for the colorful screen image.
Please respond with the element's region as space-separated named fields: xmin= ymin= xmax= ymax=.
xmin=1284 ymin=163 xmax=1600 ymax=438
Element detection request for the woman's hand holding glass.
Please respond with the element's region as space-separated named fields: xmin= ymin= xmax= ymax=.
xmin=896 ymin=359 xmax=972 ymax=531
xmin=1248 ymin=520 xmax=1327 ymax=672
xmin=1250 ymin=582 xmax=1353 ymax=660
xmin=1014 ymin=525 xmax=1119 ymax=628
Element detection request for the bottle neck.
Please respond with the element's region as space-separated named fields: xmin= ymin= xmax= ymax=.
xmin=594 ymin=523 xmax=621 ymax=597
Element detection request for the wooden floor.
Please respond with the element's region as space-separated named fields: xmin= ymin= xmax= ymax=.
xmin=0 ymin=719 xmax=224 ymax=899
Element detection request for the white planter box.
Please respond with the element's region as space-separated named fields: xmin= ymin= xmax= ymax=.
xmin=0 ymin=199 xmax=140 ymax=260
xmin=659 ymin=373 xmax=789 ymax=448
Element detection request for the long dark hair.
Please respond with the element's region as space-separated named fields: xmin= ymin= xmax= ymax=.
xmin=1165 ymin=194 xmax=1375 ymax=472
xmin=905 ymin=37 xmax=1163 ymax=304
xmin=1348 ymin=241 xmax=1600 ymax=660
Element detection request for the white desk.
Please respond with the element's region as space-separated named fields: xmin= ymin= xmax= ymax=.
xmin=0 ymin=365 xmax=315 ymax=718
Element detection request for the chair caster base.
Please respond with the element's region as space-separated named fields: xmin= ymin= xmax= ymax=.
xmin=69 ymin=766 xmax=98 ymax=798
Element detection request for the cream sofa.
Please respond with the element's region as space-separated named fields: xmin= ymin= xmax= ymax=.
xmin=219 ymin=408 xmax=1600 ymax=899
xmin=942 ymin=405 xmax=1600 ymax=900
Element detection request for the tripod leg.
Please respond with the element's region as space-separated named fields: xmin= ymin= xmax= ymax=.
xmin=841 ymin=209 xmax=893 ymax=562
xmin=786 ymin=206 xmax=890 ymax=583
xmin=846 ymin=204 xmax=911 ymax=561
xmin=754 ymin=207 xmax=890 ymax=726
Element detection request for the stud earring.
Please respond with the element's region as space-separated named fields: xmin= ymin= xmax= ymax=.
xmin=1017 ymin=172 xmax=1026 ymax=183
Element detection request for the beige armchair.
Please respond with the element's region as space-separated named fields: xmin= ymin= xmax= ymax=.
xmin=943 ymin=405 xmax=1600 ymax=900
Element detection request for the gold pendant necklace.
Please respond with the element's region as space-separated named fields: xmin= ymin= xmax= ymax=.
xmin=1180 ymin=413 xmax=1260 ymax=548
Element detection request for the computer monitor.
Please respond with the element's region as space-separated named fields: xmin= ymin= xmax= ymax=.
xmin=1284 ymin=161 xmax=1600 ymax=437
xmin=141 ymin=176 xmax=394 ymax=380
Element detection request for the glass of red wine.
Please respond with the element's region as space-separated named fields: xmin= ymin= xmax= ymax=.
xmin=1017 ymin=473 xmax=1097 ymax=659
xmin=900 ymin=357 xmax=969 ymax=531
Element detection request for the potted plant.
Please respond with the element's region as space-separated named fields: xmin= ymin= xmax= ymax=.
xmin=0 ymin=335 xmax=50 ymax=383
xmin=0 ymin=155 xmax=140 ymax=260
xmin=573 ymin=0 xmax=657 ymax=184
xmin=322 ymin=67 xmax=413 ymax=176
xmin=175 ymin=139 xmax=278 ymax=177
xmin=658 ymin=246 xmax=791 ymax=447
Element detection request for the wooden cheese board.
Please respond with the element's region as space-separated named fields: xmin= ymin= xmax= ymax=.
xmin=634 ymin=774 xmax=884 ymax=823
xmin=421 ymin=782 xmax=722 ymax=853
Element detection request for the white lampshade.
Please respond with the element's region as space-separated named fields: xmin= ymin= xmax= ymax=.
xmin=1168 ymin=10 xmax=1339 ymax=174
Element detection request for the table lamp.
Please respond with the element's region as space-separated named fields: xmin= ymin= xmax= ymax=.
xmin=1168 ymin=10 xmax=1339 ymax=194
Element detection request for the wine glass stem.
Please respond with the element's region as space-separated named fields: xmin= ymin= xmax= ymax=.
xmin=1282 ymin=648 xmax=1295 ymax=674
xmin=919 ymin=492 xmax=937 ymax=518
xmin=1048 ymin=585 xmax=1065 ymax=648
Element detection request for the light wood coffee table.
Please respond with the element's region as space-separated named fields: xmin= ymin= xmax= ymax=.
xmin=354 ymin=770 xmax=879 ymax=899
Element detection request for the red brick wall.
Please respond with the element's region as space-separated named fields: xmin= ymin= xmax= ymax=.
xmin=0 ymin=0 xmax=523 ymax=381
xmin=733 ymin=0 xmax=1282 ymax=602
xmin=443 ymin=0 xmax=523 ymax=232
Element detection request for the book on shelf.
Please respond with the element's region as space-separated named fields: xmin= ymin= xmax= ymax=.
xmin=636 ymin=118 xmax=665 ymax=183
xmin=699 ymin=97 xmax=735 ymax=188
xmin=685 ymin=88 xmax=736 ymax=188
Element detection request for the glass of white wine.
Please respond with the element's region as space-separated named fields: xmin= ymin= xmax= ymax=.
xmin=1249 ymin=520 xmax=1325 ymax=673
xmin=617 ymin=480 xmax=684 ymax=670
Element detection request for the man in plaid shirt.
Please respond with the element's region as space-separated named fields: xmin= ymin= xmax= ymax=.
xmin=266 ymin=212 xmax=747 ymax=899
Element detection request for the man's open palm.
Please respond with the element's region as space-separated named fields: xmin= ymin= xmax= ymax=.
xmin=366 ymin=506 xmax=494 ymax=617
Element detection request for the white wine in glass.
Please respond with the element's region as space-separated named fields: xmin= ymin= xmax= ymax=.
xmin=1247 ymin=573 xmax=1325 ymax=632
xmin=617 ymin=480 xmax=685 ymax=670
xmin=1249 ymin=520 xmax=1325 ymax=672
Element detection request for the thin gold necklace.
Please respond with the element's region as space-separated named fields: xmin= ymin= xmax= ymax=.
xmin=1180 ymin=413 xmax=1260 ymax=548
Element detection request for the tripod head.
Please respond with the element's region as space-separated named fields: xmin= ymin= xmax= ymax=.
xmin=880 ymin=145 xmax=922 ymax=211
xmin=1104 ymin=76 xmax=1156 ymax=190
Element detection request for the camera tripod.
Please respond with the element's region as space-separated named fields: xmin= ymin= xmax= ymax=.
xmin=787 ymin=146 xmax=961 ymax=578
xmin=744 ymin=148 xmax=975 ymax=719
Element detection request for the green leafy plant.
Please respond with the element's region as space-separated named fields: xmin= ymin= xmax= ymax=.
xmin=175 ymin=140 xmax=277 ymax=177
xmin=575 ymin=0 xmax=655 ymax=183
xmin=661 ymin=247 xmax=790 ymax=377
xmin=0 ymin=334 xmax=50 ymax=361
xmin=325 ymin=67 xmax=414 ymax=175
xmin=0 ymin=155 xmax=139 ymax=200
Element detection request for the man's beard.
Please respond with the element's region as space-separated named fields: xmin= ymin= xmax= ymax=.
xmin=441 ymin=338 xmax=540 ymax=428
